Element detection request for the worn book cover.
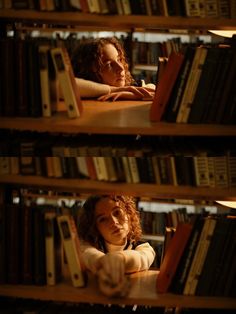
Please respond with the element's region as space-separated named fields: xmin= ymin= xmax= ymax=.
xmin=156 ymin=222 xmax=193 ymax=293
xmin=150 ymin=51 xmax=184 ymax=122
xmin=57 ymin=214 xmax=86 ymax=287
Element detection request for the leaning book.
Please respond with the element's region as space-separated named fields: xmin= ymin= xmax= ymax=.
xmin=57 ymin=214 xmax=86 ymax=287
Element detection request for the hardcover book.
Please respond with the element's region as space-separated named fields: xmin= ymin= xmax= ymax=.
xmin=150 ymin=51 xmax=184 ymax=122
xmin=45 ymin=211 xmax=62 ymax=285
xmin=176 ymin=47 xmax=208 ymax=123
xmin=57 ymin=214 xmax=85 ymax=287
xmin=156 ymin=222 xmax=193 ymax=293
xmin=183 ymin=217 xmax=217 ymax=295
xmin=50 ymin=47 xmax=83 ymax=119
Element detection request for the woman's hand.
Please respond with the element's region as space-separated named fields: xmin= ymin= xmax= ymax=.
xmin=95 ymin=253 xmax=131 ymax=297
xmin=97 ymin=86 xmax=155 ymax=101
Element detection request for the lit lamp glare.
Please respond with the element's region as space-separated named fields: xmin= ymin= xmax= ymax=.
xmin=215 ymin=201 xmax=236 ymax=209
xmin=208 ymin=30 xmax=236 ymax=38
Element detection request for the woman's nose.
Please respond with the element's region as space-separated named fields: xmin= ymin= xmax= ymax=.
xmin=115 ymin=61 xmax=124 ymax=72
xmin=110 ymin=214 xmax=119 ymax=225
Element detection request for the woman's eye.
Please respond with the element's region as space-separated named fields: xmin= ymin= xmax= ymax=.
xmin=97 ymin=216 xmax=107 ymax=224
xmin=113 ymin=209 xmax=123 ymax=218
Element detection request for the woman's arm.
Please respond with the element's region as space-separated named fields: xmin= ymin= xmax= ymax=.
xmin=75 ymin=78 xmax=155 ymax=100
xmin=118 ymin=242 xmax=156 ymax=273
xmin=75 ymin=78 xmax=111 ymax=98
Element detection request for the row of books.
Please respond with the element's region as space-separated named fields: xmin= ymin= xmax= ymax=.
xmin=132 ymin=37 xmax=184 ymax=66
xmin=1 ymin=152 xmax=236 ymax=188
xmin=3 ymin=0 xmax=236 ymax=19
xmin=157 ymin=214 xmax=236 ymax=297
xmin=0 ymin=202 xmax=86 ymax=288
xmin=150 ymin=43 xmax=236 ymax=124
xmin=0 ymin=37 xmax=83 ymax=118
xmin=140 ymin=207 xmax=189 ymax=235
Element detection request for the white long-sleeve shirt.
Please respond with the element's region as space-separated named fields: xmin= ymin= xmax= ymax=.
xmin=79 ymin=240 xmax=156 ymax=274
xmin=75 ymin=78 xmax=156 ymax=98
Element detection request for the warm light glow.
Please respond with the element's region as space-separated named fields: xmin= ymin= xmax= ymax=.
xmin=208 ymin=30 xmax=236 ymax=38
xmin=216 ymin=201 xmax=236 ymax=209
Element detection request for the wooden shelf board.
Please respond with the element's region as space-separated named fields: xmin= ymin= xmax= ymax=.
xmin=0 ymin=271 xmax=235 ymax=309
xmin=1 ymin=10 xmax=236 ymax=30
xmin=1 ymin=175 xmax=236 ymax=201
xmin=0 ymin=101 xmax=236 ymax=136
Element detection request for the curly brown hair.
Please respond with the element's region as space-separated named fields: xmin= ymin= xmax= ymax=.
xmin=71 ymin=37 xmax=134 ymax=85
xmin=77 ymin=195 xmax=142 ymax=249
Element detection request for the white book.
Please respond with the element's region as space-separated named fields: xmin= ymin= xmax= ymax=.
xmin=184 ymin=0 xmax=201 ymax=17
xmin=57 ymin=215 xmax=85 ymax=288
xmin=193 ymin=156 xmax=210 ymax=187
xmin=93 ymin=157 xmax=109 ymax=181
xmin=50 ymin=47 xmax=83 ymax=119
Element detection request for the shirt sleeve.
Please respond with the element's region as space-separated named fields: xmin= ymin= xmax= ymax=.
xmin=75 ymin=78 xmax=111 ymax=98
xmin=119 ymin=242 xmax=156 ymax=273
xmin=79 ymin=240 xmax=105 ymax=274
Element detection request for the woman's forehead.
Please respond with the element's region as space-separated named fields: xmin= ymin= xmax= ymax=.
xmin=95 ymin=197 xmax=120 ymax=215
xmin=101 ymin=44 xmax=119 ymax=61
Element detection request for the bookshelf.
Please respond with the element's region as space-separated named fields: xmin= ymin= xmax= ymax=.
xmin=0 ymin=7 xmax=236 ymax=312
xmin=1 ymin=10 xmax=236 ymax=30
xmin=0 ymin=270 xmax=235 ymax=310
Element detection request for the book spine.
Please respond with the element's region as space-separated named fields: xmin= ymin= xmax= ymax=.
xmin=50 ymin=47 xmax=82 ymax=119
xmin=57 ymin=215 xmax=85 ymax=287
xmin=39 ymin=45 xmax=52 ymax=117
xmin=45 ymin=212 xmax=62 ymax=285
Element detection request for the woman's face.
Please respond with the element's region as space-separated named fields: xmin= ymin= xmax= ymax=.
xmin=98 ymin=44 xmax=126 ymax=87
xmin=95 ymin=197 xmax=129 ymax=245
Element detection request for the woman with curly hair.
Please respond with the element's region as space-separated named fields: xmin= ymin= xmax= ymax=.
xmin=71 ymin=37 xmax=155 ymax=101
xmin=78 ymin=195 xmax=155 ymax=297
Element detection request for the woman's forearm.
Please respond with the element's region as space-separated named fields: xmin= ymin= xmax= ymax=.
xmin=75 ymin=78 xmax=111 ymax=98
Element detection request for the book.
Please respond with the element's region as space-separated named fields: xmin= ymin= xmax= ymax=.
xmin=176 ymin=46 xmax=208 ymax=123
xmin=0 ymin=204 xmax=6 ymax=283
xmin=50 ymin=46 xmax=83 ymax=119
xmin=1 ymin=38 xmax=16 ymax=116
xmin=188 ymin=47 xmax=222 ymax=123
xmin=6 ymin=204 xmax=21 ymax=284
xmin=33 ymin=206 xmax=46 ymax=286
xmin=57 ymin=214 xmax=85 ymax=287
xmin=15 ymin=38 xmax=29 ymax=117
xmin=195 ymin=216 xmax=234 ymax=296
xmin=121 ymin=0 xmax=131 ymax=14
xmin=203 ymin=47 xmax=232 ymax=123
xmin=150 ymin=51 xmax=184 ymax=122
xmin=45 ymin=211 xmax=62 ymax=286
xmin=164 ymin=46 xmax=195 ymax=122
xmin=156 ymin=222 xmax=193 ymax=293
xmin=21 ymin=204 xmax=34 ymax=284
xmin=205 ymin=0 xmax=219 ymax=17
xmin=38 ymin=45 xmax=59 ymax=117
xmin=26 ymin=38 xmax=42 ymax=117
xmin=193 ymin=155 xmax=210 ymax=187
xmin=170 ymin=215 xmax=205 ymax=294
xmin=183 ymin=217 xmax=217 ymax=295
xmin=220 ymin=218 xmax=236 ymax=297
xmin=184 ymin=0 xmax=201 ymax=16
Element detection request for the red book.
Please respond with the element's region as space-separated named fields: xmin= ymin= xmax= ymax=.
xmin=156 ymin=222 xmax=193 ymax=293
xmin=150 ymin=51 xmax=184 ymax=122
